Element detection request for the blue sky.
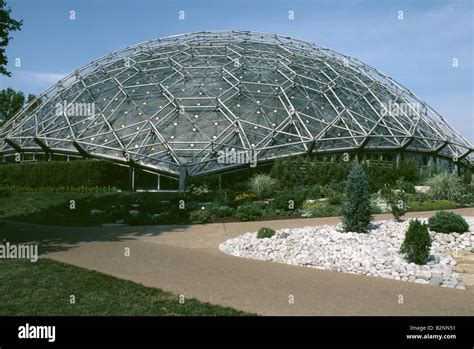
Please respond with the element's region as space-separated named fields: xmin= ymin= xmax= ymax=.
xmin=1 ymin=0 xmax=473 ymax=142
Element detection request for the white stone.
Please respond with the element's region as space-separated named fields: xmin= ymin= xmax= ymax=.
xmin=218 ymin=217 xmax=474 ymax=290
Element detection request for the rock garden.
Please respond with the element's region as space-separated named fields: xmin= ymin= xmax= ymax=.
xmin=220 ymin=164 xmax=474 ymax=289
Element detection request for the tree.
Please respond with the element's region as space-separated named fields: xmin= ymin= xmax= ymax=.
xmin=0 ymin=87 xmax=23 ymax=124
xmin=0 ymin=0 xmax=23 ymax=77
xmin=342 ymin=162 xmax=372 ymax=233
xmin=380 ymin=184 xmax=407 ymax=222
xmin=0 ymin=87 xmax=27 ymax=124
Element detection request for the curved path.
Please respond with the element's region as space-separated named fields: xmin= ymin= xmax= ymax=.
xmin=4 ymin=208 xmax=474 ymax=315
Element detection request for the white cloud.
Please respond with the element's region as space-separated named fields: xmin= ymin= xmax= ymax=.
xmin=2 ymin=70 xmax=67 ymax=95
xmin=18 ymin=70 xmax=66 ymax=88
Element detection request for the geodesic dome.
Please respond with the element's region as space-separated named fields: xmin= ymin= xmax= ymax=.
xmin=1 ymin=30 xmax=472 ymax=177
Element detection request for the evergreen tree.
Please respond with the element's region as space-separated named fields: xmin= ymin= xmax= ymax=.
xmin=342 ymin=162 xmax=372 ymax=233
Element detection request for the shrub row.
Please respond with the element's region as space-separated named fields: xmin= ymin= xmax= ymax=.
xmin=0 ymin=160 xmax=128 ymax=188
xmin=407 ymin=200 xmax=457 ymax=212
xmin=0 ymin=185 xmax=117 ymax=193
xmin=271 ymin=157 xmax=418 ymax=192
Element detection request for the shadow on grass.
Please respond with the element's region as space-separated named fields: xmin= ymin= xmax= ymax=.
xmin=0 ymin=191 xmax=195 ymax=254
xmin=0 ymin=218 xmax=191 ymax=255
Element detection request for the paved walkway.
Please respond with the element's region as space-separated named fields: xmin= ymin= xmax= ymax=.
xmin=4 ymin=208 xmax=474 ymax=315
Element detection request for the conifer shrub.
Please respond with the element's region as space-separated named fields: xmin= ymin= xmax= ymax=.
xmin=428 ymin=211 xmax=469 ymax=234
xmin=342 ymin=163 xmax=372 ymax=233
xmin=400 ymin=219 xmax=432 ymax=265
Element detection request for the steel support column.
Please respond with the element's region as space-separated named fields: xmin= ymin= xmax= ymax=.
xmin=179 ymin=165 xmax=187 ymax=192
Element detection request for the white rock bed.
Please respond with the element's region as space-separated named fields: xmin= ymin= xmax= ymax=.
xmin=219 ymin=217 xmax=474 ymax=289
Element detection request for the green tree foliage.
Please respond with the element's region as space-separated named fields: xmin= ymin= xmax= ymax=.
xmin=0 ymin=0 xmax=22 ymax=77
xmin=462 ymin=170 xmax=472 ymax=186
xmin=428 ymin=211 xmax=469 ymax=234
xmin=400 ymin=219 xmax=432 ymax=265
xmin=0 ymin=88 xmax=37 ymax=124
xmin=271 ymin=156 xmax=418 ymax=192
xmin=380 ymin=184 xmax=407 ymax=221
xmin=342 ymin=163 xmax=372 ymax=233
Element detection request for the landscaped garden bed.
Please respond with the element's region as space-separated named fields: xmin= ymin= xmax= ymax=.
xmin=0 ymin=158 xmax=472 ymax=227
xmin=219 ymin=217 xmax=474 ymax=289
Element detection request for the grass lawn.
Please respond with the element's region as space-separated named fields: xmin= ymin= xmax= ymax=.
xmin=0 ymin=192 xmax=85 ymax=219
xmin=0 ymin=259 xmax=251 ymax=316
xmin=0 ymin=191 xmax=182 ymax=226
xmin=0 ymin=192 xmax=95 ymax=225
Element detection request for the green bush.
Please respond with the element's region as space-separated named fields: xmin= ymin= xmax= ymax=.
xmin=301 ymin=183 xmax=346 ymax=204
xmin=123 ymin=211 xmax=151 ymax=226
xmin=363 ymin=160 xmax=418 ymax=192
xmin=408 ymin=200 xmax=457 ymax=212
xmin=301 ymin=202 xmax=341 ymax=217
xmin=212 ymin=190 xmax=232 ymax=207
xmin=405 ymin=192 xmax=430 ymax=203
xmin=208 ymin=204 xmax=234 ymax=218
xmin=462 ymin=171 xmax=472 ymax=186
xmin=395 ymin=179 xmax=416 ymax=194
xmin=0 ymin=187 xmax=10 ymax=198
xmin=189 ymin=208 xmax=213 ymax=224
xmin=396 ymin=160 xmax=420 ymax=184
xmin=234 ymin=203 xmax=263 ymax=221
xmin=248 ymin=174 xmax=278 ymax=199
xmin=0 ymin=160 xmax=128 ymax=188
xmin=427 ymin=211 xmax=469 ymax=234
xmin=342 ymin=163 xmax=372 ymax=233
xmin=457 ymin=193 xmax=474 ymax=207
xmin=323 ymin=180 xmax=347 ymax=194
xmin=370 ymin=204 xmax=383 ymax=214
xmin=304 ymin=184 xmax=325 ymax=199
xmin=325 ymin=190 xmax=345 ymax=206
xmin=257 ymin=227 xmax=276 ymax=239
xmin=272 ymin=190 xmax=305 ymax=211
xmin=400 ymin=219 xmax=432 ymax=265
xmin=426 ymin=173 xmax=462 ymax=201
xmin=271 ymin=156 xmax=419 ymax=192
xmin=380 ymin=185 xmax=407 ymax=221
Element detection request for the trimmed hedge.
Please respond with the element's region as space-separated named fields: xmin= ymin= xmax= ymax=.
xmin=271 ymin=157 xmax=418 ymax=192
xmin=408 ymin=200 xmax=457 ymax=212
xmin=0 ymin=160 xmax=128 ymax=188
